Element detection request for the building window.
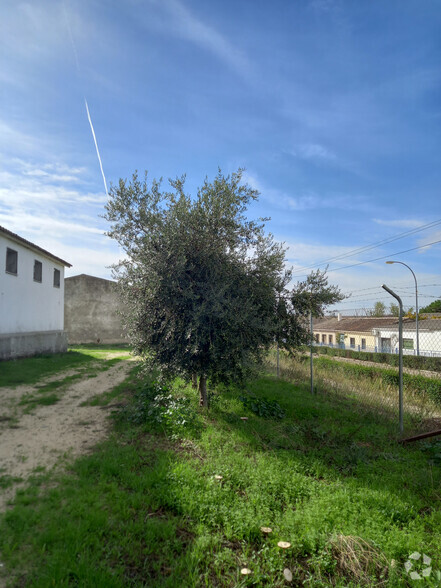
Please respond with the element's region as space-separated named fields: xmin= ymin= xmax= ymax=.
xmin=33 ymin=260 xmax=42 ymax=283
xmin=322 ymin=334 xmax=326 ymax=343
xmin=328 ymin=335 xmax=333 ymax=344
xmin=315 ymin=334 xmax=319 ymax=343
xmin=53 ymin=268 xmax=60 ymax=288
xmin=350 ymin=337 xmax=356 ymax=348
xmin=403 ymin=338 xmax=414 ymax=350
xmin=361 ymin=338 xmax=366 ymax=349
xmin=6 ymin=248 xmax=18 ymax=275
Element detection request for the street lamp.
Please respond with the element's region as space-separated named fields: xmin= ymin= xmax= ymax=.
xmin=385 ymin=261 xmax=419 ymax=355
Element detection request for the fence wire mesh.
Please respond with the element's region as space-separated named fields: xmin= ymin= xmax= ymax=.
xmin=267 ymin=314 xmax=441 ymax=438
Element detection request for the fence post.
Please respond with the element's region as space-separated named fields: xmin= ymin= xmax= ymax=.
xmin=382 ymin=284 xmax=403 ymax=434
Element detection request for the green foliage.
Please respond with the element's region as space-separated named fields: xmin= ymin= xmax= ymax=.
xmin=125 ymin=380 xmax=201 ymax=438
xmin=105 ymin=170 xmax=344 ymax=393
xmin=105 ymin=169 xmax=291 ymax=388
xmin=290 ymin=269 xmax=345 ymax=320
xmin=420 ymin=299 xmax=441 ymax=313
xmin=314 ymin=343 xmax=441 ymax=373
xmin=239 ymin=392 xmax=285 ymax=419
xmin=368 ymin=301 xmax=386 ymax=317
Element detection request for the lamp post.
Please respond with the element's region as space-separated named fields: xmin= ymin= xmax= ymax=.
xmin=382 ymin=284 xmax=404 ymax=434
xmin=385 ymin=261 xmax=419 ymax=356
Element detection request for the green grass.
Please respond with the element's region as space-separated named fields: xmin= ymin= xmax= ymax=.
xmin=0 ymin=345 xmax=132 ymax=389
xmin=1 ymin=371 xmax=441 ymax=586
xmin=0 ymin=475 xmax=23 ymax=490
xmin=18 ymin=393 xmax=60 ymax=409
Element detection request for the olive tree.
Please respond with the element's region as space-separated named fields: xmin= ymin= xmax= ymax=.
xmin=105 ymin=169 xmax=343 ymax=406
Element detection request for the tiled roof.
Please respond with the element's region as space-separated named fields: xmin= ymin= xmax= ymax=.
xmin=0 ymin=225 xmax=72 ymax=267
xmin=313 ymin=316 xmax=402 ymax=333
xmin=395 ymin=315 xmax=441 ymax=332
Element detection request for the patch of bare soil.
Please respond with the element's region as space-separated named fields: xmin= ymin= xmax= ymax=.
xmin=0 ymin=367 xmax=91 ymax=418
xmin=0 ymin=360 xmax=133 ymax=512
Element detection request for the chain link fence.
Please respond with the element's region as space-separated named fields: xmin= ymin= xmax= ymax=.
xmin=268 ymin=314 xmax=441 ymax=438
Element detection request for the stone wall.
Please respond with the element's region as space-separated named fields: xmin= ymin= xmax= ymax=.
xmin=64 ymin=274 xmax=126 ymax=344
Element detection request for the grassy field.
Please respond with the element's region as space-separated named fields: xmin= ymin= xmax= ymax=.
xmin=1 ymin=359 xmax=441 ymax=586
xmin=268 ymin=350 xmax=441 ymax=437
xmin=0 ymin=344 xmax=132 ymax=389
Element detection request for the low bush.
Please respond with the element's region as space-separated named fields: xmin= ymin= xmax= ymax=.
xmin=125 ymin=380 xmax=202 ymax=438
xmin=313 ymin=344 xmax=441 ymax=372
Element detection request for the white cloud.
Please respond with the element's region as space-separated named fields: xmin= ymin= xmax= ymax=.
xmin=0 ymin=121 xmax=43 ymax=156
xmin=417 ymin=230 xmax=441 ymax=253
xmin=0 ymin=151 xmax=114 ymax=278
xmin=243 ymin=170 xmax=373 ymax=213
xmin=243 ymin=171 xmax=322 ymax=212
xmin=294 ymin=143 xmax=337 ymax=162
xmin=140 ymin=0 xmax=252 ymax=77
xmin=373 ymin=218 xmax=425 ymax=229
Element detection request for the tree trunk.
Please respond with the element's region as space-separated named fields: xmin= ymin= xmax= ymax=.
xmin=191 ymin=374 xmax=198 ymax=389
xmin=199 ymin=375 xmax=208 ymax=408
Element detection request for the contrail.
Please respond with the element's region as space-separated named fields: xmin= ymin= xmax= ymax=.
xmin=85 ymin=99 xmax=108 ymax=196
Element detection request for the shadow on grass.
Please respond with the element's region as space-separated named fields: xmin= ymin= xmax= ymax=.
xmin=0 ymin=432 xmax=199 ymax=587
xmin=0 ymin=345 xmax=131 ymax=388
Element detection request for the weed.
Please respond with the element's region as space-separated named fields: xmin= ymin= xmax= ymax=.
xmin=239 ymin=392 xmax=285 ymax=419
xmin=124 ymin=380 xmax=202 ymax=439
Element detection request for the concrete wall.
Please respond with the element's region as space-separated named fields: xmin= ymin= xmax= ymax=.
xmin=0 ymin=233 xmax=65 ymax=334
xmin=64 ymin=274 xmax=126 ymax=344
xmin=0 ymin=331 xmax=68 ymax=360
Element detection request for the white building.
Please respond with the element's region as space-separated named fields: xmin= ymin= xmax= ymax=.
xmin=0 ymin=226 xmax=72 ymax=359
xmin=373 ymin=315 xmax=441 ymax=357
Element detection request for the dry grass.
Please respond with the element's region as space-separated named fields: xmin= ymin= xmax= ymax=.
xmin=268 ymin=352 xmax=441 ymax=435
xmin=327 ymin=534 xmax=390 ymax=586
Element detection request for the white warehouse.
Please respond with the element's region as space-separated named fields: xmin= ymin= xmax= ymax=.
xmin=0 ymin=226 xmax=72 ymax=359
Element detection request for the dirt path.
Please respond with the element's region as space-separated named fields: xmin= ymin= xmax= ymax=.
xmin=0 ymin=359 xmax=134 ymax=513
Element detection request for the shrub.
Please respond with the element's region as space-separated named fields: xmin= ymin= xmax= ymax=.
xmin=126 ymin=381 xmax=201 ymax=438
xmin=313 ymin=346 xmax=441 ymax=373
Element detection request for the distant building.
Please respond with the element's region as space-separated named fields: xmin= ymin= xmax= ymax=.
xmin=0 ymin=225 xmax=71 ymax=359
xmin=373 ymin=314 xmax=441 ymax=356
xmin=313 ymin=314 xmax=403 ymax=352
xmin=314 ymin=313 xmax=441 ymax=356
xmin=64 ymin=274 xmax=127 ymax=344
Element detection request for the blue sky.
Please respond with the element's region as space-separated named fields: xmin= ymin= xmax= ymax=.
xmin=1 ymin=0 xmax=440 ymax=313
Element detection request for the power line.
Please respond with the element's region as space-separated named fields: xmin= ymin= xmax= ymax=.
xmin=311 ymin=238 xmax=441 ymax=276
xmin=341 ymin=283 xmax=441 ymax=296
xmin=291 ymin=218 xmax=441 ymax=275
